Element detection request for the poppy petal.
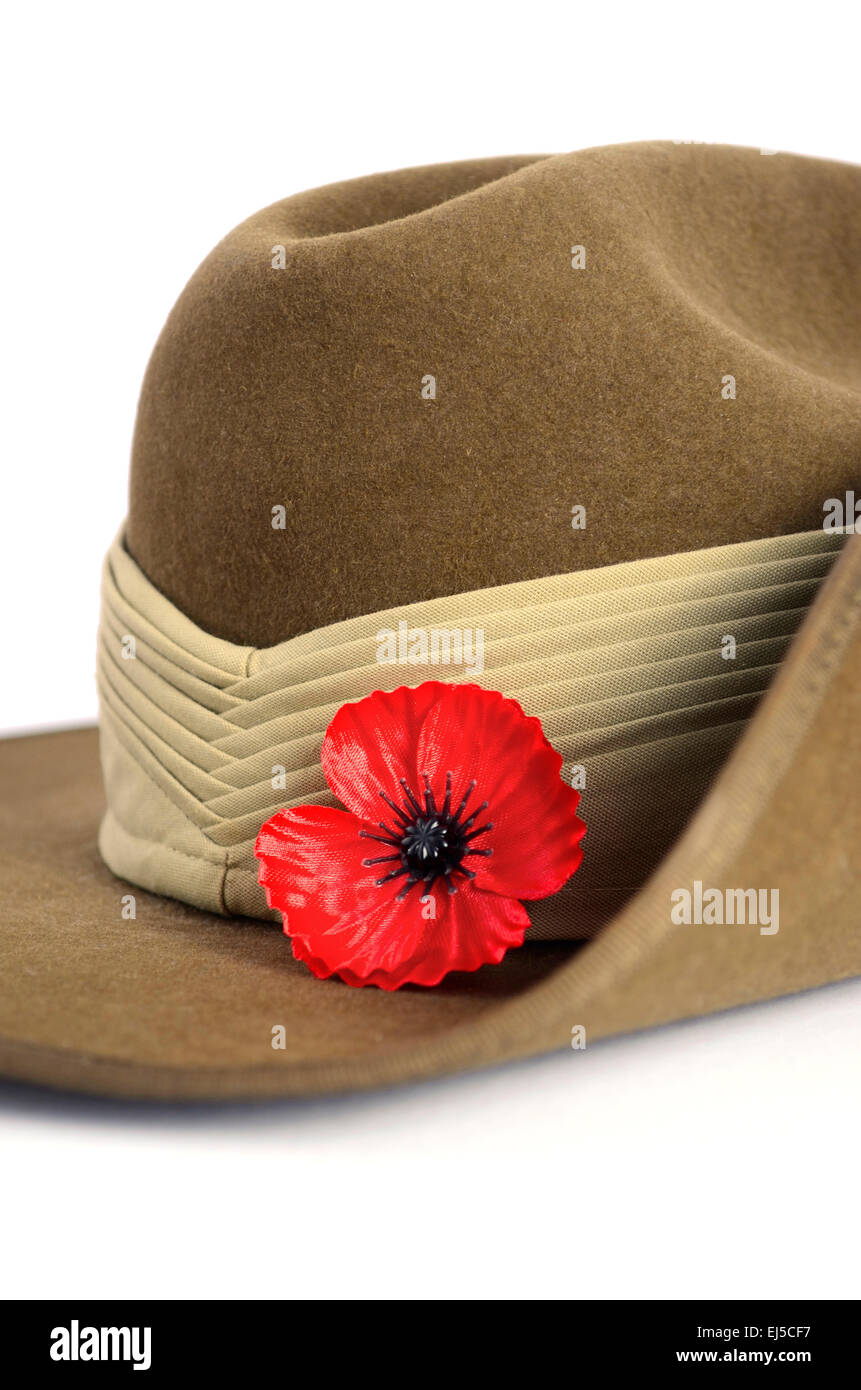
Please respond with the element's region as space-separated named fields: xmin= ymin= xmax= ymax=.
xmin=321 ymin=682 xmax=445 ymax=820
xmin=414 ymin=683 xmax=586 ymax=899
xmin=255 ymin=803 xmax=530 ymax=990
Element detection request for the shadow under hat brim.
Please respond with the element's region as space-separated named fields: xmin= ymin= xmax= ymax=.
xmin=1 ymin=532 xmax=860 ymax=1100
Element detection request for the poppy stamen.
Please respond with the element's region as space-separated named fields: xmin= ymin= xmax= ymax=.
xmin=362 ymin=772 xmax=493 ymax=900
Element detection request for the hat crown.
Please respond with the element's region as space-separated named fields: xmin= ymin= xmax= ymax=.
xmin=127 ymin=142 xmax=861 ymax=647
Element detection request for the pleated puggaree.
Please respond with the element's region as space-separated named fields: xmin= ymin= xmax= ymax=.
xmin=97 ymin=527 xmax=848 ymax=938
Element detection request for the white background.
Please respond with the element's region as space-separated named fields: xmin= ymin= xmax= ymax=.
xmin=2 ymin=0 xmax=860 ymax=1301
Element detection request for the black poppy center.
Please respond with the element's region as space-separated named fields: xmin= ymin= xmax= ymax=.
xmin=360 ymin=771 xmax=494 ymax=901
xmin=401 ymin=816 xmax=458 ymax=877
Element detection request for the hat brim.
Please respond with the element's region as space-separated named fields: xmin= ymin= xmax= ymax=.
xmin=0 ymin=725 xmax=577 ymax=1098
xmin=2 ymin=533 xmax=860 ymax=1100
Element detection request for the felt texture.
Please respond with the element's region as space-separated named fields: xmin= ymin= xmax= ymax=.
xmin=0 ymin=532 xmax=858 ymax=1099
xmin=127 ymin=143 xmax=861 ymax=647
xmin=2 ymin=141 xmax=860 ymax=1098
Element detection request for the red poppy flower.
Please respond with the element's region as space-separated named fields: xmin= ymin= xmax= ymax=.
xmin=255 ymin=682 xmax=585 ymax=990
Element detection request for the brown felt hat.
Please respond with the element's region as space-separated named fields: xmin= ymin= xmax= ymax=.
xmin=1 ymin=140 xmax=860 ymax=1099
